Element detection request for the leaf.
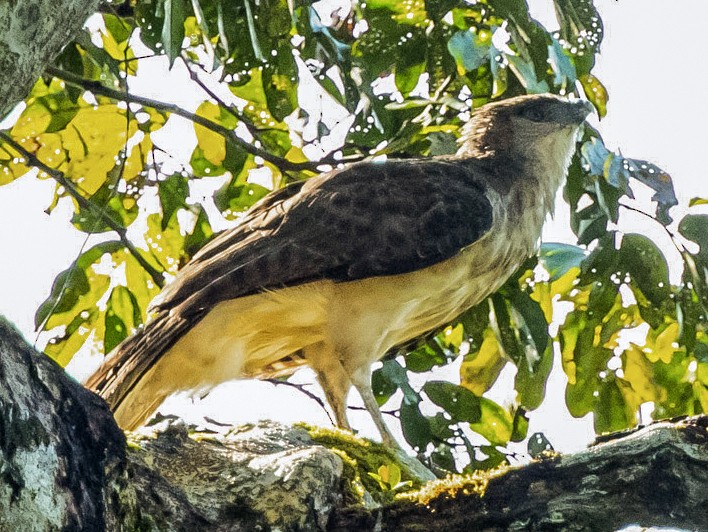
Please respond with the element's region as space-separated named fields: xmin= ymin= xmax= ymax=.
xmin=45 ymin=309 xmax=98 ymax=367
xmin=618 ymin=233 xmax=670 ymax=307
xmin=447 ymin=30 xmax=489 ymax=73
xmin=183 ymin=205 xmax=214 ymax=258
xmin=689 ymin=197 xmax=708 ymax=207
xmin=460 ymin=328 xmax=506 ymax=395
xmin=528 ymin=432 xmax=553 ymax=458
xmin=548 ymin=37 xmax=577 ymax=88
xmin=71 ymin=179 xmax=139 ymax=233
xmin=423 ymin=380 xmax=481 ymax=423
xmin=193 ymin=101 xmax=237 ymax=167
xmin=622 ymin=345 xmax=663 ymax=403
xmin=595 ymin=379 xmax=635 ymax=434
xmin=508 ymin=286 xmax=549 ymax=357
xmin=104 ymin=286 xmax=141 ymax=353
xmin=158 ymin=173 xmax=190 ymax=230
xmin=162 ymin=0 xmax=187 ymax=66
xmin=468 ymin=398 xmax=514 ymax=445
xmin=553 ymin=0 xmax=603 ymax=75
xmin=515 ymin=343 xmax=553 ymax=410
xmin=578 ymin=74 xmax=607 ymax=118
xmin=405 ymin=341 xmax=448 ymax=373
xmin=679 ymin=214 xmax=708 ymax=267
xmin=540 ymin=243 xmax=586 ymax=282
xmin=491 ymin=293 xmax=523 ymax=364
xmin=399 ymin=401 xmax=433 ymax=451
xmin=36 ymin=241 xmax=123 ymax=330
xmin=620 ymin=157 xmax=677 ymax=224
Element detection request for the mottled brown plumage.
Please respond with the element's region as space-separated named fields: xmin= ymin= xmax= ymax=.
xmin=86 ymin=94 xmax=592 ymax=443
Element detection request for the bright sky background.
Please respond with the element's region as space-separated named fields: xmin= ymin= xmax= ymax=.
xmin=0 ymin=0 xmax=706 ymax=454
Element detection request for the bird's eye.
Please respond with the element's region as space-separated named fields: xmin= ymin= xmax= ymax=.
xmin=521 ymin=106 xmax=545 ymax=122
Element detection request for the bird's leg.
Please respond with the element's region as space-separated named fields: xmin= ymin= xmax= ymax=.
xmin=350 ymin=366 xmax=436 ymax=482
xmin=303 ymin=342 xmax=354 ymax=430
xmin=349 ymin=367 xmax=397 ymax=445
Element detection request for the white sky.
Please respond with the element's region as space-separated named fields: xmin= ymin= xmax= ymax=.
xmin=0 ymin=0 xmax=706 ymax=454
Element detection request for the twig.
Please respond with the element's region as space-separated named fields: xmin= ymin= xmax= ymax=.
xmin=45 ymin=66 xmax=321 ymax=173
xmin=0 ymin=133 xmax=165 ymax=288
xmin=263 ymin=378 xmax=335 ymax=425
xmin=184 ymin=61 xmax=264 ymax=142
xmin=618 ymin=200 xmax=685 ymax=256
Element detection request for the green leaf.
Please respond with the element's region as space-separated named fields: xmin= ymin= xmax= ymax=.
xmin=540 ymin=243 xmax=586 ymax=282
xmin=36 ymin=241 xmax=123 ymax=330
xmin=548 ymin=37 xmax=577 ymax=87
xmin=158 ymin=173 xmax=190 ymax=230
xmin=491 ymin=293 xmax=523 ymax=363
xmin=679 ymin=214 xmax=708 ymax=267
xmin=468 ymin=398 xmax=514 ymax=445
xmin=71 ymin=180 xmax=139 ymax=233
xmin=689 ymin=197 xmax=708 ymax=207
xmin=595 ymin=379 xmax=635 ymax=434
xmin=399 ymin=401 xmax=433 ymax=451
xmin=618 ymin=233 xmax=670 ymax=307
xmin=423 ymin=380 xmax=481 ymax=423
xmin=104 ymin=286 xmax=141 ymax=353
xmin=371 ymin=365 xmax=400 ymax=405
xmin=528 ymin=432 xmax=553 ymax=457
xmin=447 ymin=30 xmax=489 ymax=73
xmin=405 ymin=342 xmax=448 ymax=373
xmin=183 ymin=206 xmax=214 ymax=258
xmin=508 ymin=286 xmax=549 ymax=357
xmin=379 ymin=359 xmax=418 ymax=404
xmin=515 ymin=343 xmax=553 ymax=410
xmin=162 ymin=0 xmax=187 ymax=66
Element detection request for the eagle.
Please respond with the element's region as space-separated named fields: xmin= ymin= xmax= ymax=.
xmin=86 ymin=94 xmax=593 ymax=445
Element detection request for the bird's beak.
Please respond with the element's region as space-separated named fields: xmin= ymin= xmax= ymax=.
xmin=577 ymin=99 xmax=596 ymax=120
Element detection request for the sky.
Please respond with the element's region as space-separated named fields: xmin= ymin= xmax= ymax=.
xmin=0 ymin=0 xmax=706 ymax=454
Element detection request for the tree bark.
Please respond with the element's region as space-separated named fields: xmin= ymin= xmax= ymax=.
xmin=0 ymin=0 xmax=101 ymax=119
xmin=330 ymin=416 xmax=708 ymax=531
xmin=1 ymin=316 xmax=707 ymax=531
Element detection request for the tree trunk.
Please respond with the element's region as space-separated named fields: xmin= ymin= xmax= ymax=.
xmin=1 ymin=317 xmax=707 ymax=531
xmin=0 ymin=0 xmax=101 ymax=118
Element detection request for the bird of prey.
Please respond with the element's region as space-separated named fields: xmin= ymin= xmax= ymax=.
xmin=86 ymin=94 xmax=593 ymax=445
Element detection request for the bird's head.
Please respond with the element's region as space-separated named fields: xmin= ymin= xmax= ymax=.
xmin=457 ymin=93 xmax=595 ymax=165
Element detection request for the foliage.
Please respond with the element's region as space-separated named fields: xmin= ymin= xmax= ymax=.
xmin=1 ymin=0 xmax=706 ymax=475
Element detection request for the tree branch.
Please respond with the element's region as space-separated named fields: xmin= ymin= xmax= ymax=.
xmin=0 ymin=133 xmax=165 ymax=289
xmin=44 ymin=66 xmax=321 ymax=173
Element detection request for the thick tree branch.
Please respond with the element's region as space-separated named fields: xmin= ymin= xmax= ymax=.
xmin=0 ymin=0 xmax=103 ymax=119
xmin=45 ymin=66 xmax=322 ymax=173
xmin=330 ymin=417 xmax=708 ymax=531
xmin=0 ymin=132 xmax=165 ymax=289
xmin=1 ymin=316 xmax=707 ymax=530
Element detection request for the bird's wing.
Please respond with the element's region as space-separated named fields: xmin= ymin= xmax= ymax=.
xmin=155 ymin=158 xmax=495 ymax=315
xmin=86 ymin=158 xmax=495 ymax=412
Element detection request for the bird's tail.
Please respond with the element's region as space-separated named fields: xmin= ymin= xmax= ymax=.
xmin=85 ymin=310 xmax=197 ymax=430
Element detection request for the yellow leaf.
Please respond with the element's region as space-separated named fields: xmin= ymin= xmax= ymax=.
xmin=442 ymin=323 xmax=464 ymax=349
xmin=531 ymin=281 xmax=553 ymax=324
xmin=460 ymin=328 xmax=506 ymax=395
xmin=694 ymin=382 xmax=708 ymax=412
xmin=646 ymin=322 xmax=679 ymax=364
xmin=35 ymin=133 xmax=66 ymax=168
xmin=194 ymin=102 xmax=228 ymax=166
xmin=123 ymin=134 xmax=153 ymax=182
xmin=622 ymin=344 xmax=664 ymax=403
xmin=551 ymin=267 xmax=580 ymax=299
xmin=696 ymin=362 xmax=708 ymax=387
xmin=62 ymin=105 xmax=134 ymax=194
xmin=11 ymin=102 xmax=52 ymax=137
